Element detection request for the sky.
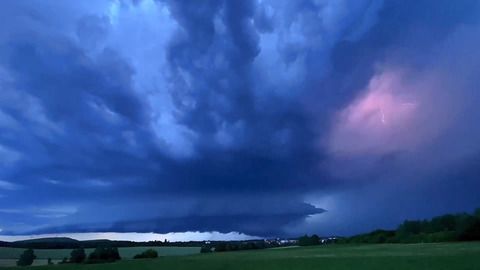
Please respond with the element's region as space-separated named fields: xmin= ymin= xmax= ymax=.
xmin=1 ymin=0 xmax=480 ymax=241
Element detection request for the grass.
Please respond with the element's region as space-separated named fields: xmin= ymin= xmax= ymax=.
xmin=1 ymin=242 xmax=480 ymax=269
xmin=0 ymin=246 xmax=200 ymax=267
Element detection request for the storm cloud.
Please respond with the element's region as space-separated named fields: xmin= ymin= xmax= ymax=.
xmin=1 ymin=0 xmax=480 ymax=238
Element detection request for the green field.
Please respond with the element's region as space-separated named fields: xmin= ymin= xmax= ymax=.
xmin=0 ymin=246 xmax=200 ymax=267
xmin=1 ymin=242 xmax=480 ymax=269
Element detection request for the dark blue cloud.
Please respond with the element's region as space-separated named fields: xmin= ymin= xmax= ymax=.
xmin=1 ymin=0 xmax=480 ymax=238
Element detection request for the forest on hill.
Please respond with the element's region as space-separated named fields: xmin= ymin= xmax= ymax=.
xmin=341 ymin=209 xmax=480 ymax=244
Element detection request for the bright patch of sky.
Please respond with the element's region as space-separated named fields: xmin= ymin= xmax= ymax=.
xmin=0 ymin=231 xmax=258 ymax=242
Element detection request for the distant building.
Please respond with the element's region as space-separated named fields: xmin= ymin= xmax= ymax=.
xmin=264 ymin=238 xmax=298 ymax=246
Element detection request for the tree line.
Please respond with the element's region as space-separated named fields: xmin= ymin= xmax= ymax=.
xmin=340 ymin=208 xmax=480 ymax=244
xmin=17 ymin=246 xmax=159 ymax=266
xmin=202 ymin=240 xmax=291 ymax=253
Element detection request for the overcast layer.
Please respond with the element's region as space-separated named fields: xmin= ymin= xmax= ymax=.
xmin=1 ymin=0 xmax=480 ymax=238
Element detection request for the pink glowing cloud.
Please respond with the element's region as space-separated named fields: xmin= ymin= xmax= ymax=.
xmin=326 ymin=69 xmax=439 ymax=157
xmin=325 ymin=25 xmax=480 ymax=163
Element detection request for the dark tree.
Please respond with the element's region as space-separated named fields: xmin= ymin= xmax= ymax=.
xmin=298 ymin=235 xmax=321 ymax=246
xmin=70 ymin=248 xmax=86 ymax=263
xmin=16 ymin=249 xmax=36 ymax=266
xmin=133 ymin=249 xmax=159 ymax=259
xmin=87 ymin=246 xmax=121 ymax=263
xmin=200 ymin=246 xmax=212 ymax=253
xmin=214 ymin=242 xmax=227 ymax=252
xmin=311 ymin=234 xmax=321 ymax=244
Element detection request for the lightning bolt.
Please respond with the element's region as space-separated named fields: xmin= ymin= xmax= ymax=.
xmin=380 ymin=109 xmax=386 ymax=124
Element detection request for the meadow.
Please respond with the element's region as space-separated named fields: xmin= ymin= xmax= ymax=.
xmin=1 ymin=242 xmax=480 ymax=269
